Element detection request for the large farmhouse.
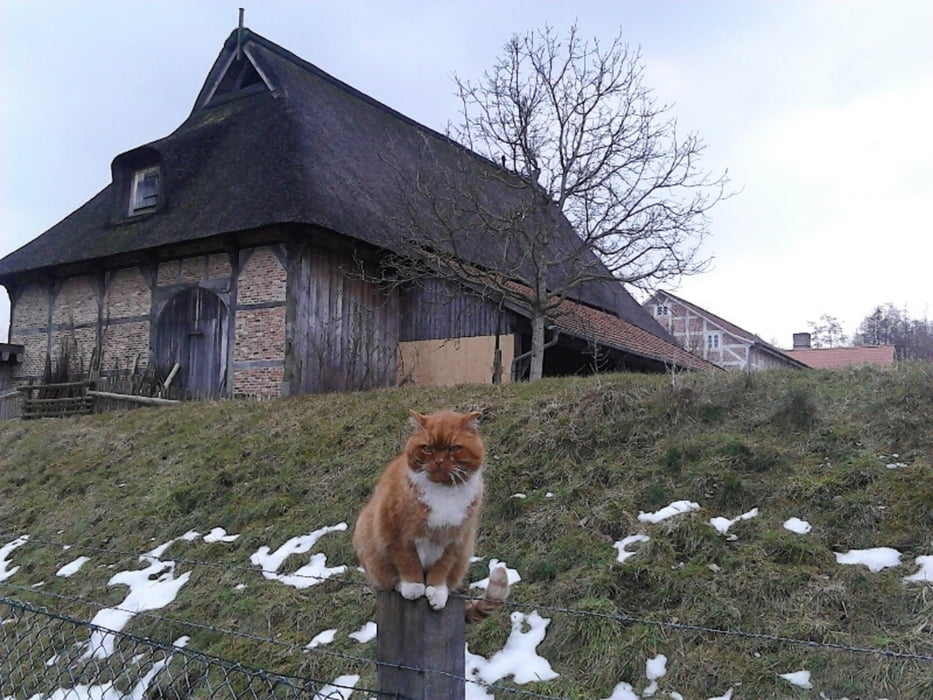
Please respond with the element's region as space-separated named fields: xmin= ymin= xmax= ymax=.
xmin=0 ymin=27 xmax=714 ymax=400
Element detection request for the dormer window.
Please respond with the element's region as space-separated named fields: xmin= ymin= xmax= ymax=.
xmin=129 ymin=166 xmax=160 ymax=215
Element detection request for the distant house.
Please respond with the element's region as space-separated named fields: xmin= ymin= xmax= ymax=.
xmin=0 ymin=27 xmax=714 ymax=400
xmin=784 ymin=333 xmax=895 ymax=369
xmin=644 ymin=291 xmax=806 ymax=371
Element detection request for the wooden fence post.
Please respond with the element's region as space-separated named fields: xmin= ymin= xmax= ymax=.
xmin=376 ymin=591 xmax=465 ymax=699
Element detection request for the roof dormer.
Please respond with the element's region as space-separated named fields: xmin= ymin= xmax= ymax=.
xmin=110 ymin=146 xmax=165 ymax=223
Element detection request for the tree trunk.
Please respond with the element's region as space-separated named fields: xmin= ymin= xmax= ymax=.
xmin=529 ymin=310 xmax=546 ymax=380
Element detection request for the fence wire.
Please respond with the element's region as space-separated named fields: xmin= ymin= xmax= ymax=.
xmin=0 ymin=597 xmax=380 ymax=700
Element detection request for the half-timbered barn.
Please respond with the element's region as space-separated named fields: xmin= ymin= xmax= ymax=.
xmin=0 ymin=27 xmax=714 ymax=400
xmin=645 ymin=291 xmax=806 ymax=371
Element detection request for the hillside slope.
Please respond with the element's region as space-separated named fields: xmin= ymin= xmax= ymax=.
xmin=1 ymin=364 xmax=932 ymax=698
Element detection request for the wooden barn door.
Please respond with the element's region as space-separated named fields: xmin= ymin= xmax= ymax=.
xmin=155 ymin=287 xmax=228 ymax=398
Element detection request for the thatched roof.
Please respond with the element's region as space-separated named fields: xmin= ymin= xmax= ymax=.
xmin=0 ymin=27 xmax=670 ymax=339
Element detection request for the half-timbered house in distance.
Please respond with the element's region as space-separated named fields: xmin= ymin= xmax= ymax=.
xmin=0 ymin=26 xmax=714 ymax=399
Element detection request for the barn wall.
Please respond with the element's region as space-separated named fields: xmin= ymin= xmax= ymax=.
xmin=6 ymin=250 xmax=241 ymax=389
xmin=233 ymin=245 xmax=288 ymax=396
xmin=8 ymin=283 xmax=50 ymax=380
xmin=285 ymin=244 xmax=399 ymax=395
xmin=102 ymin=267 xmax=152 ymax=375
xmin=398 ymin=334 xmax=515 ymax=387
xmin=400 ymin=278 xmax=511 ymax=341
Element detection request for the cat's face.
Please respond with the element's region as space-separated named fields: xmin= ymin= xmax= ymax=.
xmin=405 ymin=410 xmax=485 ymax=486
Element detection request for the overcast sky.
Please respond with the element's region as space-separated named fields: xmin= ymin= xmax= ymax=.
xmin=2 ymin=0 xmax=930 ymax=348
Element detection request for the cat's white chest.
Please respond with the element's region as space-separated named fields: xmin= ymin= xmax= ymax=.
xmin=409 ymin=469 xmax=483 ymax=528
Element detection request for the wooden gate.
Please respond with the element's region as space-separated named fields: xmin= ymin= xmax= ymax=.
xmin=155 ymin=288 xmax=228 ymax=397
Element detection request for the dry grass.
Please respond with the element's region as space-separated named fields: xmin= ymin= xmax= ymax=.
xmin=1 ymin=363 xmax=931 ymax=697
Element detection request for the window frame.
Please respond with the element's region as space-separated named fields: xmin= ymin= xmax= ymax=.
xmin=128 ymin=165 xmax=161 ymax=216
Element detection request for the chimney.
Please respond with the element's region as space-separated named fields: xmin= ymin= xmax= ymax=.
xmin=792 ymin=332 xmax=812 ymax=349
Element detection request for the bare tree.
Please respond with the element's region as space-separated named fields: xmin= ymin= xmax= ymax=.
xmin=392 ymin=24 xmax=729 ymax=380
xmin=854 ymin=303 xmax=933 ymax=360
xmin=807 ymin=314 xmax=848 ymax=348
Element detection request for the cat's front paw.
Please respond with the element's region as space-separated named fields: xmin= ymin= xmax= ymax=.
xmin=425 ymin=585 xmax=449 ymax=610
xmin=396 ymin=580 xmax=425 ymax=600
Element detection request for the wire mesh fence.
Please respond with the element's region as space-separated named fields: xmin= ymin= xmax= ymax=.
xmin=0 ymin=597 xmax=368 ymax=699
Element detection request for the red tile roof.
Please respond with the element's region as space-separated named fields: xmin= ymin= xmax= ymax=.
xmin=784 ymin=345 xmax=896 ymax=369
xmin=503 ymin=281 xmax=719 ymax=372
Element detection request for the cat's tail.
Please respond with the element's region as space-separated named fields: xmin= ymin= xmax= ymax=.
xmin=465 ymin=564 xmax=510 ymax=624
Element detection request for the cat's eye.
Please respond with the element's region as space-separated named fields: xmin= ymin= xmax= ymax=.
xmin=421 ymin=445 xmax=435 ymax=454
xmin=448 ymin=445 xmax=461 ymax=453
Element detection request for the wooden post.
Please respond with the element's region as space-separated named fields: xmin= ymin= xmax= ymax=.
xmin=376 ymin=591 xmax=465 ymax=700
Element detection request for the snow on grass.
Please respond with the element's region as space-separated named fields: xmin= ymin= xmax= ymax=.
xmin=467 ymin=610 xmax=558 ymax=692
xmin=834 ymin=547 xmax=902 ymax=572
xmin=0 ymin=535 xmax=29 ymax=581
xmin=55 ymin=556 xmax=90 ymax=577
xmin=779 ymin=669 xmax=813 ymax=688
xmin=249 ymin=523 xmax=348 ymax=588
xmin=709 ymin=507 xmax=758 ymax=534
xmin=783 ymin=517 xmax=812 ymax=534
xmin=637 ymin=500 xmax=700 ymax=523
xmin=305 ymin=628 xmax=338 ymax=650
xmin=312 ymin=674 xmax=359 ymax=700
xmin=642 ymin=653 xmax=667 ymax=696
xmin=613 ymin=534 xmax=650 ymax=563
xmin=904 ymin=555 xmax=933 ymax=583
xmin=203 ymin=527 xmax=239 ymax=543
xmin=83 ymin=547 xmax=192 ymax=659
xmin=348 ymin=621 xmax=377 ymax=643
xmin=76 ymin=529 xmax=255 ymax=660
xmin=601 ymin=681 xmax=639 ymax=700
xmin=469 ymin=558 xmax=521 ymax=590
xmin=43 ymin=636 xmax=191 ymax=699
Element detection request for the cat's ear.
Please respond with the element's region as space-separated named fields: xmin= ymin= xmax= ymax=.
xmin=409 ymin=410 xmax=429 ymax=432
xmin=461 ymin=411 xmax=482 ymax=432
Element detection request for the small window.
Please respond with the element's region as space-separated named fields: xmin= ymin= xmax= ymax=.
xmin=656 ymin=305 xmax=670 ymax=316
xmin=129 ymin=166 xmax=160 ymax=215
xmin=706 ymin=333 xmax=720 ymax=350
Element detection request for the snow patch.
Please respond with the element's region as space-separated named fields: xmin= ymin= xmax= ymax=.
xmin=0 ymin=535 xmax=29 ymax=581
xmin=602 ymin=681 xmax=639 ymax=700
xmin=349 ymin=621 xmax=376 ymax=643
xmin=642 ymin=652 xmax=667 ymax=695
xmin=783 ymin=517 xmax=812 ymax=534
xmin=305 ymin=629 xmax=338 ymax=649
xmin=250 ymin=523 xmax=348 ymax=588
xmin=834 ymin=547 xmax=902 ymax=572
xmin=779 ymin=669 xmax=813 ymax=688
xmin=638 ymin=500 xmax=700 ymax=523
xmin=203 ymin=527 xmax=240 ymax=543
xmin=467 ymin=610 xmax=558 ymax=689
xmin=312 ymin=674 xmax=359 ymax=700
xmin=613 ymin=534 xmax=650 ymax=563
xmin=56 ymin=556 xmax=90 ymax=577
xmin=83 ymin=542 xmax=192 ymax=660
xmin=904 ymin=555 xmax=933 ymax=583
xmin=709 ymin=507 xmax=759 ymax=534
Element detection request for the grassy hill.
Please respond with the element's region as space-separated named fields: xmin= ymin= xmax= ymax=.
xmin=1 ymin=364 xmax=931 ymax=698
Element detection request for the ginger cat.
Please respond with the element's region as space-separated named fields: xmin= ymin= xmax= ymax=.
xmin=353 ymin=409 xmax=508 ymax=621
